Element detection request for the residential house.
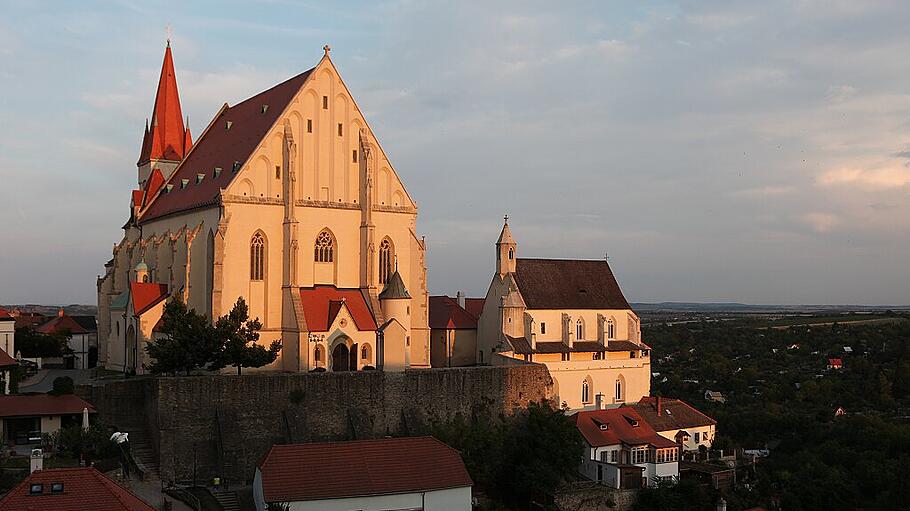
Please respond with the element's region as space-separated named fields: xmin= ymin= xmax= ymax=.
xmin=573 ymin=404 xmax=680 ymax=489
xmin=0 ymin=394 xmax=96 ymax=448
xmin=35 ymin=309 xmax=98 ymax=369
xmin=0 ymin=467 xmax=155 ymax=510
xmin=429 ymin=293 xmax=484 ymax=368
xmin=704 ymin=390 xmax=726 ymax=404
xmin=625 ymin=396 xmax=717 ymax=452
xmin=0 ymin=308 xmax=15 ymax=394
xmin=827 ymin=358 xmax=842 ymax=370
xmin=254 ymin=437 xmax=473 ymax=511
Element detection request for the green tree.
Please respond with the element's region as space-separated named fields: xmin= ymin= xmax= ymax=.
xmin=14 ymin=327 xmax=68 ymax=358
xmin=50 ymin=376 xmax=74 ymax=395
xmin=145 ymin=298 xmax=220 ymax=375
xmin=211 ymin=297 xmax=280 ymax=375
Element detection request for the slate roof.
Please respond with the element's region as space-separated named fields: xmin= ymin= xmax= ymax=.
xmin=0 ymin=467 xmax=154 ymax=511
xmin=71 ymin=315 xmax=98 ymax=332
xmin=625 ymin=397 xmax=717 ymax=432
xmin=429 ymin=295 xmax=480 ymax=330
xmin=379 ymin=271 xmax=411 ymax=300
xmin=298 ymin=286 xmax=377 ymax=331
xmin=513 ymin=258 xmax=631 ymax=310
xmin=0 ymin=394 xmax=96 ymax=418
xmin=141 ymin=67 xmax=315 ymax=221
xmin=573 ymin=408 xmax=678 ymax=449
xmin=257 ymin=437 xmax=472 ymax=503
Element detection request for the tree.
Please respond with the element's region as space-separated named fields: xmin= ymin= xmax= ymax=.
xmin=50 ymin=376 xmax=74 ymax=395
xmin=211 ymin=297 xmax=281 ymax=375
xmin=145 ymin=298 xmax=221 ymax=375
xmin=14 ymin=327 xmax=68 ymax=358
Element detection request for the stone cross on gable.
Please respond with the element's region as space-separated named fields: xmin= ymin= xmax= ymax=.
xmin=323 ymin=44 xmax=331 ymax=56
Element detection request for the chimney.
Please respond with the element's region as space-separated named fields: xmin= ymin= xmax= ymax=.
xmin=30 ymin=448 xmax=43 ymax=473
xmin=456 ymin=291 xmax=466 ymax=309
xmin=657 ymin=396 xmax=662 ymax=416
xmin=595 ymin=393 xmax=605 ymax=410
xmin=57 ymin=308 xmax=65 ymax=317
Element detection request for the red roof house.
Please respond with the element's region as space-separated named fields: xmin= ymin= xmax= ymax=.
xmin=298 ymin=286 xmax=378 ymax=331
xmin=827 ymin=358 xmax=843 ymax=370
xmin=0 ymin=467 xmax=155 ymax=511
xmin=255 ymin=437 xmax=472 ymax=508
xmin=0 ymin=394 xmax=96 ymax=419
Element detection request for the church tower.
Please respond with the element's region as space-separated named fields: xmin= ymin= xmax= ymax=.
xmin=136 ymin=41 xmax=192 ymax=186
xmin=496 ymin=216 xmax=517 ymax=276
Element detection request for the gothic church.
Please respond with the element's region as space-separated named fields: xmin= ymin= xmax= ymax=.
xmin=97 ymin=43 xmax=429 ymax=374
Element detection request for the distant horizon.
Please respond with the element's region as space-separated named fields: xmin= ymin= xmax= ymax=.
xmin=1 ymin=2 xmax=909 ymax=305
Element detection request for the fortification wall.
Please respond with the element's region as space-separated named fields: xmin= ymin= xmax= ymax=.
xmin=85 ymin=365 xmax=553 ymax=484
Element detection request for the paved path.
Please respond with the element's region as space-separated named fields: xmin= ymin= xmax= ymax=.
xmin=18 ymin=368 xmax=95 ymax=393
xmin=114 ymin=476 xmax=193 ymax=511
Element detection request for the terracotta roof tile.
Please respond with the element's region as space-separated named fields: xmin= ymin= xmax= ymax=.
xmin=0 ymin=394 xmax=96 ymax=418
xmin=141 ymin=68 xmax=314 ymax=221
xmin=129 ymin=282 xmax=169 ymax=315
xmin=35 ymin=315 xmax=90 ymax=336
xmin=626 ymin=397 xmax=717 ymax=432
xmin=0 ymin=307 xmax=13 ymax=320
xmin=258 ymin=437 xmax=472 ymax=503
xmin=139 ymin=44 xmax=190 ymax=165
xmin=429 ymin=295 xmax=479 ymax=330
xmin=0 ymin=348 xmax=17 ymax=367
xmin=513 ymin=258 xmax=631 ymax=310
xmin=299 ymin=286 xmax=377 ymax=331
xmin=573 ymin=408 xmax=677 ymax=449
xmin=0 ymin=467 xmax=155 ymax=511
xmin=463 ymin=298 xmax=485 ymax=318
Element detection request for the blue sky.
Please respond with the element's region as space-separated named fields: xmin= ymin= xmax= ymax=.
xmin=1 ymin=1 xmax=909 ymax=305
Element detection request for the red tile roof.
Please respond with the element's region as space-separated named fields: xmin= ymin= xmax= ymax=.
xmin=828 ymin=358 xmax=842 ymax=366
xmin=35 ymin=314 xmax=90 ymax=336
xmin=138 ymin=44 xmax=191 ymax=165
xmin=514 ymin=258 xmax=631 ymax=310
xmin=299 ymin=286 xmax=377 ymax=331
xmin=0 ymin=394 xmax=96 ymax=418
xmin=0 ymin=467 xmax=155 ymax=511
xmin=257 ymin=437 xmax=472 ymax=503
xmin=0 ymin=348 xmax=17 ymax=367
xmin=463 ymin=298 xmax=485 ymax=318
xmin=141 ymin=67 xmax=315 ymax=221
xmin=142 ymin=167 xmax=166 ymax=207
xmin=573 ymin=408 xmax=677 ymax=449
xmin=626 ymin=397 xmax=717 ymax=432
xmin=0 ymin=307 xmax=13 ymax=320
xmin=429 ymin=295 xmax=480 ymax=330
xmin=129 ymin=282 xmax=169 ymax=315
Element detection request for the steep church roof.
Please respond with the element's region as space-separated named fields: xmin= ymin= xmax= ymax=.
xmin=299 ymin=286 xmax=377 ymax=331
xmin=379 ymin=271 xmax=411 ymax=300
xmin=138 ymin=43 xmax=192 ymax=165
xmin=513 ymin=258 xmax=631 ymax=310
xmin=141 ymin=67 xmax=314 ymax=222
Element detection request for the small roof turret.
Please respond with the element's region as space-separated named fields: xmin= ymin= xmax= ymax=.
xmin=379 ymin=271 xmax=411 ymax=300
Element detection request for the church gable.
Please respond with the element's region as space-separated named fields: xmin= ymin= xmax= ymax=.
xmin=140 ymin=50 xmax=416 ymax=222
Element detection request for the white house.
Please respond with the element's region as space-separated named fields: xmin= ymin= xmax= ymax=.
xmin=573 ymin=403 xmax=680 ymax=489
xmin=254 ymin=436 xmax=473 ymax=511
xmin=0 ymin=394 xmax=96 ymax=448
xmin=0 ymin=308 xmax=16 ymax=394
xmin=35 ymin=310 xmax=98 ymax=369
xmin=625 ymin=396 xmax=717 ymax=452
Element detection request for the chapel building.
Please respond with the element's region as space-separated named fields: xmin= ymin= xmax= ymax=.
xmin=476 ymin=219 xmax=652 ymax=410
xmin=97 ymin=43 xmax=430 ymax=374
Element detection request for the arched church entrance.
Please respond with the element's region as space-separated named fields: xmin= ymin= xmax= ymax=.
xmin=332 ymin=344 xmax=350 ymax=372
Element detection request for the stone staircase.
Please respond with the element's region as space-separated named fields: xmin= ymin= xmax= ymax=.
xmin=212 ymin=490 xmax=241 ymax=511
xmin=121 ymin=425 xmax=159 ymax=480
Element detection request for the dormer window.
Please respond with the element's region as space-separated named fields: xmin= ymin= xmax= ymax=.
xmin=51 ymin=482 xmax=64 ymax=493
xmin=29 ymin=483 xmax=43 ymax=495
xmin=165 ymin=184 xmax=174 ymax=194
xmin=225 ymin=120 xmax=233 ymax=130
xmin=623 ymin=415 xmax=639 ymax=427
xmin=180 ymin=178 xmax=189 ymax=189
xmin=214 ymin=167 xmax=222 ymax=178
xmin=196 ymin=173 xmax=205 ymax=185
xmin=232 ymin=161 xmax=241 ymax=172
xmin=261 ymin=104 xmax=269 ymax=114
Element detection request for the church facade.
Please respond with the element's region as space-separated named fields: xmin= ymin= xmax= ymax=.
xmin=476 ymin=220 xmax=652 ymax=410
xmin=97 ymin=44 xmax=430 ymax=374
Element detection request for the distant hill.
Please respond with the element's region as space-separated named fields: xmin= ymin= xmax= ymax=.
xmin=1 ymin=304 xmax=97 ymax=317
xmin=631 ymin=302 xmax=910 ymax=313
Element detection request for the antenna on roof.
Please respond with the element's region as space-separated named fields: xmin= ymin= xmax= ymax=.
xmin=165 ymin=24 xmax=172 ymax=47
xmin=604 ymin=252 xmax=610 ymax=261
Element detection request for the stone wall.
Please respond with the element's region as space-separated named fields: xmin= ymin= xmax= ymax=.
xmin=84 ymin=365 xmax=553 ymax=484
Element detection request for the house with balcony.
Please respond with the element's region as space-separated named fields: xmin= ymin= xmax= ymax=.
xmin=573 ymin=405 xmax=680 ymax=489
xmin=476 ymin=218 xmax=651 ymax=410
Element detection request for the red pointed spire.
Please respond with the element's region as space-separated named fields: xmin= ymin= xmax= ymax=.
xmin=138 ymin=43 xmax=192 ymax=165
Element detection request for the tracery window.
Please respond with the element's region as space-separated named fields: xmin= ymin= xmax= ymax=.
xmin=607 ymin=318 xmax=615 ymax=340
xmin=250 ymin=233 xmax=265 ymax=280
xmin=314 ymin=230 xmax=334 ymax=263
xmin=576 ymin=318 xmax=584 ymax=340
xmin=379 ymin=238 xmax=393 ymax=284
xmin=582 ymin=379 xmax=590 ymax=404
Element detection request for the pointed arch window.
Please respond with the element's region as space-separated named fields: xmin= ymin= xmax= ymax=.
xmin=576 ymin=318 xmax=584 ymax=340
xmin=314 ymin=345 xmax=324 ymax=366
xmin=607 ymin=317 xmax=615 ymax=340
xmin=582 ymin=379 xmax=590 ymax=404
xmin=315 ymin=230 xmax=334 ymax=263
xmin=250 ymin=232 xmax=265 ymax=281
xmin=379 ymin=238 xmax=394 ymax=284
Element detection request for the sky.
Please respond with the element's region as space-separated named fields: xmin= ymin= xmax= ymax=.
xmin=1 ymin=0 xmax=909 ymax=306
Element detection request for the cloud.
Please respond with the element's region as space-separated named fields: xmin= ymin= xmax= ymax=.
xmin=801 ymin=212 xmax=840 ymax=233
xmin=816 ymin=164 xmax=910 ymax=189
xmin=686 ymin=12 xmax=754 ymax=30
xmin=731 ymin=186 xmax=796 ymax=198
